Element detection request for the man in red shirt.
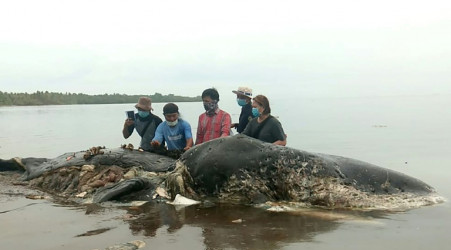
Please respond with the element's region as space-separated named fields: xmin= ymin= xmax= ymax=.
xmin=195 ymin=88 xmax=231 ymax=145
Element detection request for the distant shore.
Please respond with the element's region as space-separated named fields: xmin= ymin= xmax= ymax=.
xmin=0 ymin=91 xmax=201 ymax=106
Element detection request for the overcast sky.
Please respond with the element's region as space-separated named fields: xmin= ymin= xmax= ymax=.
xmin=0 ymin=0 xmax=450 ymax=98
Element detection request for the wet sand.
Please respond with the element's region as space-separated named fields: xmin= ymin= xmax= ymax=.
xmin=1 ymin=171 xmax=449 ymax=250
xmin=0 ymin=171 xmax=167 ymax=250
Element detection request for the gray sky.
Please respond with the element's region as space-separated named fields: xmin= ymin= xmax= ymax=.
xmin=1 ymin=0 xmax=450 ymax=98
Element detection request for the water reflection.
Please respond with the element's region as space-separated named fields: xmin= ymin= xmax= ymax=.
xmin=117 ymin=202 xmax=386 ymax=249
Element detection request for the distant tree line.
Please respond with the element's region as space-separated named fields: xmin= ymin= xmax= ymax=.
xmin=0 ymin=91 xmax=202 ymax=106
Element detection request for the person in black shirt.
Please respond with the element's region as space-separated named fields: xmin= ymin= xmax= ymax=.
xmin=122 ymin=97 xmax=164 ymax=152
xmin=231 ymin=86 xmax=255 ymax=133
xmin=242 ymin=94 xmax=287 ymax=146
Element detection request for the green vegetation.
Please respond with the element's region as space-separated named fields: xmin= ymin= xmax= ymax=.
xmin=0 ymin=91 xmax=201 ymax=106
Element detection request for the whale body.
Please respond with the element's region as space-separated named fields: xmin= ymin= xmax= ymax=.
xmin=0 ymin=135 xmax=441 ymax=209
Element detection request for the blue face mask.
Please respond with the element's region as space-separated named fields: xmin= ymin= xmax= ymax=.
xmin=252 ymin=107 xmax=260 ymax=117
xmin=237 ymin=98 xmax=247 ymax=107
xmin=138 ymin=111 xmax=150 ymax=118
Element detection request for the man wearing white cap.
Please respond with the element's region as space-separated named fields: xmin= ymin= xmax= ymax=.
xmin=231 ymin=86 xmax=255 ymax=133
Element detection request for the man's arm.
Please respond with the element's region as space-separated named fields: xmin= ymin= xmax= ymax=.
xmin=195 ymin=115 xmax=203 ymax=145
xmin=151 ymin=123 xmax=165 ymax=147
xmin=184 ymin=138 xmax=193 ymax=151
xmin=220 ymin=113 xmax=232 ymax=137
xmin=122 ymin=119 xmax=134 ymax=139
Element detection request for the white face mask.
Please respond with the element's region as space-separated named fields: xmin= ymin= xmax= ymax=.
xmin=167 ymin=119 xmax=178 ymax=127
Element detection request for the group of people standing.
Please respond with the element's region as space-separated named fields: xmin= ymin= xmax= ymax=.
xmin=122 ymin=87 xmax=286 ymax=158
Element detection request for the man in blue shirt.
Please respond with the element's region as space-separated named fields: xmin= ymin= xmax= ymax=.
xmin=151 ymin=103 xmax=193 ymax=158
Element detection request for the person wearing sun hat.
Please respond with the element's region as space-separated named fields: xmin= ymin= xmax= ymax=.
xmin=122 ymin=96 xmax=164 ymax=152
xmin=231 ymin=86 xmax=255 ymax=133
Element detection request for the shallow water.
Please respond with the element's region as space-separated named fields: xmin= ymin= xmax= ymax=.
xmin=1 ymin=95 xmax=450 ymax=249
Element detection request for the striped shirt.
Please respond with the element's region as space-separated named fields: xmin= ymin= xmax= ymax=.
xmin=195 ymin=109 xmax=231 ymax=144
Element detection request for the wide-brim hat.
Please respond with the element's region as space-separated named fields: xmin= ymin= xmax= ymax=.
xmin=232 ymin=86 xmax=252 ymax=99
xmin=135 ymin=97 xmax=152 ymax=111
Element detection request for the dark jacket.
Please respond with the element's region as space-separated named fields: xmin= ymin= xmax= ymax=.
xmin=237 ymin=103 xmax=254 ymax=133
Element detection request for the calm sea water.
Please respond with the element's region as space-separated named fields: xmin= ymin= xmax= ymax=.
xmin=0 ymin=95 xmax=450 ymax=249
